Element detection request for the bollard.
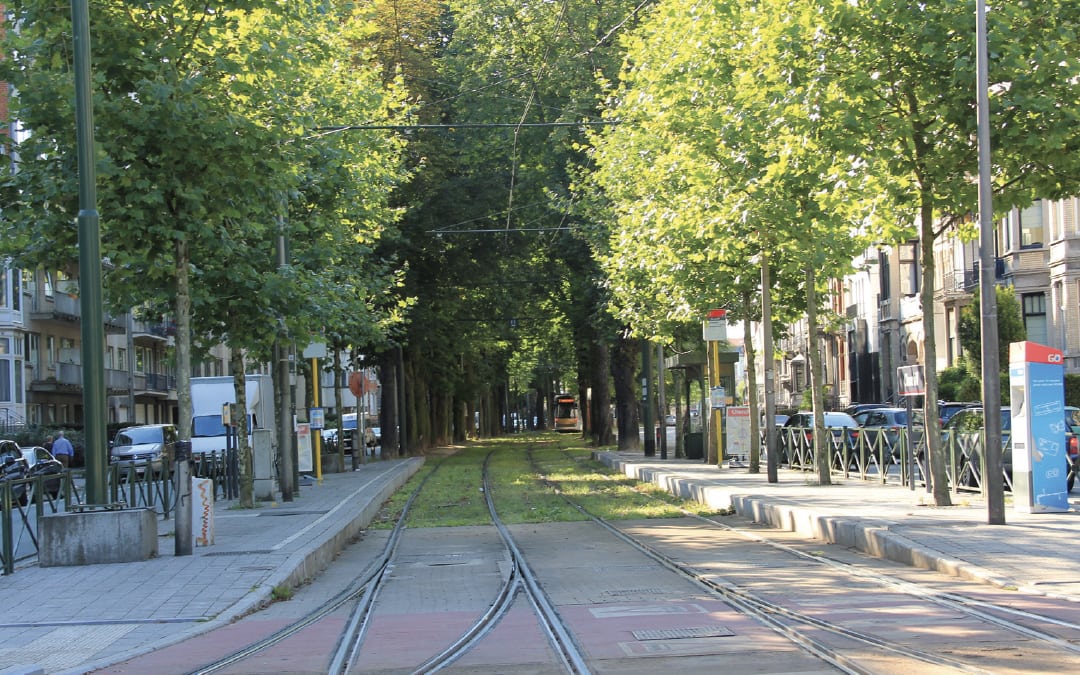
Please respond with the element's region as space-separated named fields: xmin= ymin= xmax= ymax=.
xmin=174 ymin=439 xmax=192 ymax=556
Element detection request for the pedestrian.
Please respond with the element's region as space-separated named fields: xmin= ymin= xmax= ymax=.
xmin=43 ymin=435 xmax=54 ymax=453
xmin=363 ymin=427 xmax=377 ymax=456
xmin=52 ymin=430 xmax=74 ymax=468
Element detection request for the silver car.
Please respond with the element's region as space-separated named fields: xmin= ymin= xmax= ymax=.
xmin=110 ymin=424 xmax=177 ymax=477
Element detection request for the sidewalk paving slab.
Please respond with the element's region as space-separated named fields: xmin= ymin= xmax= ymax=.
xmin=595 ymin=450 xmax=1080 ymax=602
xmin=0 ymin=456 xmax=422 ymax=675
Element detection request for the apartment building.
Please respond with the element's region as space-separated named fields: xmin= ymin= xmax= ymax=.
xmin=762 ymin=196 xmax=1080 ymax=411
xmin=0 ymin=263 xmax=389 ymax=431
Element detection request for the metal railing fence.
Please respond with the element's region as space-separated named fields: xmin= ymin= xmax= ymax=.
xmin=767 ymin=424 xmax=1044 ymax=495
xmin=1 ymin=450 xmax=241 ymax=575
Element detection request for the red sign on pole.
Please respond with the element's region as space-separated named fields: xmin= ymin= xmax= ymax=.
xmin=348 ymin=371 xmax=364 ymax=397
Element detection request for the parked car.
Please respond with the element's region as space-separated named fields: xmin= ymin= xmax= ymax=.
xmin=937 ymin=401 xmax=980 ymax=426
xmin=0 ymin=440 xmax=30 ymax=504
xmin=780 ymin=412 xmax=861 ymax=462
xmin=20 ymin=446 xmax=63 ymax=499
xmin=110 ymin=424 xmax=178 ymax=477
xmin=0 ymin=440 xmax=62 ymax=504
xmin=844 ymin=403 xmax=888 ymax=417
xmin=944 ymin=407 xmax=1076 ymax=492
xmin=853 ymin=407 xmax=924 ymax=461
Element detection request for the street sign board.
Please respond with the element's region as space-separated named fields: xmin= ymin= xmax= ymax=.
xmin=897 ymin=365 xmax=925 ymax=396
xmin=703 ymin=308 xmax=728 ymax=341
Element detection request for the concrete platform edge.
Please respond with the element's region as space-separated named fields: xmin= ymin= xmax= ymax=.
xmin=61 ymin=457 xmax=424 ymax=675
xmin=595 ymin=451 xmax=1024 ymax=592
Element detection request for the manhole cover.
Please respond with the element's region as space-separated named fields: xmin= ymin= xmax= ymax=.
xmin=203 ymin=549 xmax=274 ymax=556
xmin=604 ymin=588 xmax=667 ymax=596
xmin=632 ymin=626 xmax=734 ymax=641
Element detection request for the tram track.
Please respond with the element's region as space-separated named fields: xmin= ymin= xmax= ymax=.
xmin=158 ymin=440 xmax=1080 ymax=674
xmin=186 ymin=447 xmax=591 ymax=675
xmin=532 ymin=445 xmax=1080 ymax=672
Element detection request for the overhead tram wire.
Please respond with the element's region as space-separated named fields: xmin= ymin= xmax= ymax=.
xmin=313 ymin=121 xmax=618 ymax=132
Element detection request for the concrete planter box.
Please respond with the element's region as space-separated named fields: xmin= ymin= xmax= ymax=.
xmin=39 ymin=508 xmax=157 ymax=567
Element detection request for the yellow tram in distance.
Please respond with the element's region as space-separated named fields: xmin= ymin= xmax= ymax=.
xmin=553 ymin=393 xmax=582 ymax=433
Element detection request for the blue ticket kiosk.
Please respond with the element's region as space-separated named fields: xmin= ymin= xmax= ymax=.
xmin=1009 ymin=341 xmax=1070 ymax=513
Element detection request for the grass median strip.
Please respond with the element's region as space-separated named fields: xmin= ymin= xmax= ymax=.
xmin=370 ymin=433 xmax=721 ymax=529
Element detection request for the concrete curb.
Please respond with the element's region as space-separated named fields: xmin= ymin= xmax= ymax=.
xmin=595 ymin=451 xmax=1023 ymax=592
xmin=59 ymin=457 xmax=423 ymax=675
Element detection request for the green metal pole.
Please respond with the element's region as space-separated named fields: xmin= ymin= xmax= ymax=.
xmin=642 ymin=339 xmax=655 ymax=457
xmin=71 ymin=0 xmax=108 ymax=505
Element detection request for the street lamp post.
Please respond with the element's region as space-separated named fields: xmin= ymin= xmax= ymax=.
xmin=70 ymin=0 xmax=108 ymax=505
xmin=976 ymin=0 xmax=1005 ymax=525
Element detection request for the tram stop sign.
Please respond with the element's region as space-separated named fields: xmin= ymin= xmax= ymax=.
xmin=703 ymin=308 xmax=728 ymax=341
xmin=897 ymin=365 xmax=925 ymax=397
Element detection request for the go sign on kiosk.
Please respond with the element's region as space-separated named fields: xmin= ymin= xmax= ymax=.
xmin=1009 ymin=341 xmax=1070 ymax=513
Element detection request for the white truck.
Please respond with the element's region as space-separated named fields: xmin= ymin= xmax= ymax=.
xmin=189 ymin=374 xmax=276 ymax=454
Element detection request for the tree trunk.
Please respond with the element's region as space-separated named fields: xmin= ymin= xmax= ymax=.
xmin=175 ymin=238 xmax=192 ymax=442
xmin=921 ymin=199 xmax=951 ymax=505
xmin=334 ymin=347 xmax=345 ymax=467
xmin=232 ymin=353 xmax=254 ymax=508
xmin=612 ymin=332 xmax=640 ymax=451
xmin=590 ymin=339 xmax=614 ymax=446
xmin=378 ymin=350 xmax=398 ymax=458
xmin=807 ymin=264 xmax=832 ymax=485
xmin=743 ymin=291 xmax=761 ymax=474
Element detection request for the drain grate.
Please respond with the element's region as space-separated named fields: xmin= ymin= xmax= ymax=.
xmin=203 ymin=549 xmax=274 ymax=556
xmin=603 ymin=588 xmax=667 ymax=596
xmin=632 ymin=626 xmax=734 ymax=641
xmin=258 ymin=510 xmax=329 ymax=516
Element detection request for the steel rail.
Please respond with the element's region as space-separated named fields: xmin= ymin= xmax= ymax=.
xmin=532 ymin=447 xmax=988 ymax=675
xmin=482 ymin=451 xmax=591 ymax=674
xmin=684 ymin=507 xmax=1080 ymax=655
xmin=189 ymin=463 xmax=434 ymax=675
xmin=558 ymin=446 xmax=1080 ymax=661
xmin=331 ymin=452 xmax=526 ymax=674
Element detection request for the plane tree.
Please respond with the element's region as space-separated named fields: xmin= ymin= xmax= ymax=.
xmin=0 ymin=2 xmax=409 ymax=496
xmin=585 ymin=0 xmax=896 ymax=481
xmin=819 ymin=0 xmax=1080 ymax=505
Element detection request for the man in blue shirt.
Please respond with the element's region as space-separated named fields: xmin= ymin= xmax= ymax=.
xmin=52 ymin=430 xmax=74 ymax=468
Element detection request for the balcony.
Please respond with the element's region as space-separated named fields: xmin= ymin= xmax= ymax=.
xmin=131 ymin=319 xmax=175 ymax=344
xmin=30 ymin=292 xmax=126 ymax=333
xmin=135 ymin=372 xmax=175 ymax=397
xmin=29 ymin=362 xmax=131 ymax=394
xmin=878 ymin=298 xmax=894 ymax=322
xmin=965 ymin=258 xmax=1006 ymax=290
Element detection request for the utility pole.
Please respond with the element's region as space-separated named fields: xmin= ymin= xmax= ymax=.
xmin=276 ymin=214 xmax=294 ymax=502
xmin=762 ymin=253 xmax=779 ymax=483
xmin=657 ymin=343 xmax=667 ymax=459
xmin=70 ymin=0 xmax=107 ymax=505
xmin=642 ymin=339 xmax=655 ymax=457
xmin=976 ymin=0 xmax=1005 ymax=524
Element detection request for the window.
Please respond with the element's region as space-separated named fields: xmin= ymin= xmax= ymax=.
xmin=46 ymin=335 xmax=56 ymax=367
xmin=1019 ymin=202 xmax=1044 ymax=249
xmin=1023 ymin=293 xmax=1048 ymax=346
xmin=26 ymin=334 xmax=39 ymax=373
xmin=879 ymin=250 xmax=891 ymax=300
xmin=117 ymin=348 xmax=127 ymax=371
xmin=0 ymin=338 xmax=9 ymax=402
xmin=0 ymin=269 xmax=6 ymax=309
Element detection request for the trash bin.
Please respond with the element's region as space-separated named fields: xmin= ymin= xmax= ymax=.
xmin=685 ymin=432 xmax=704 ymax=460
